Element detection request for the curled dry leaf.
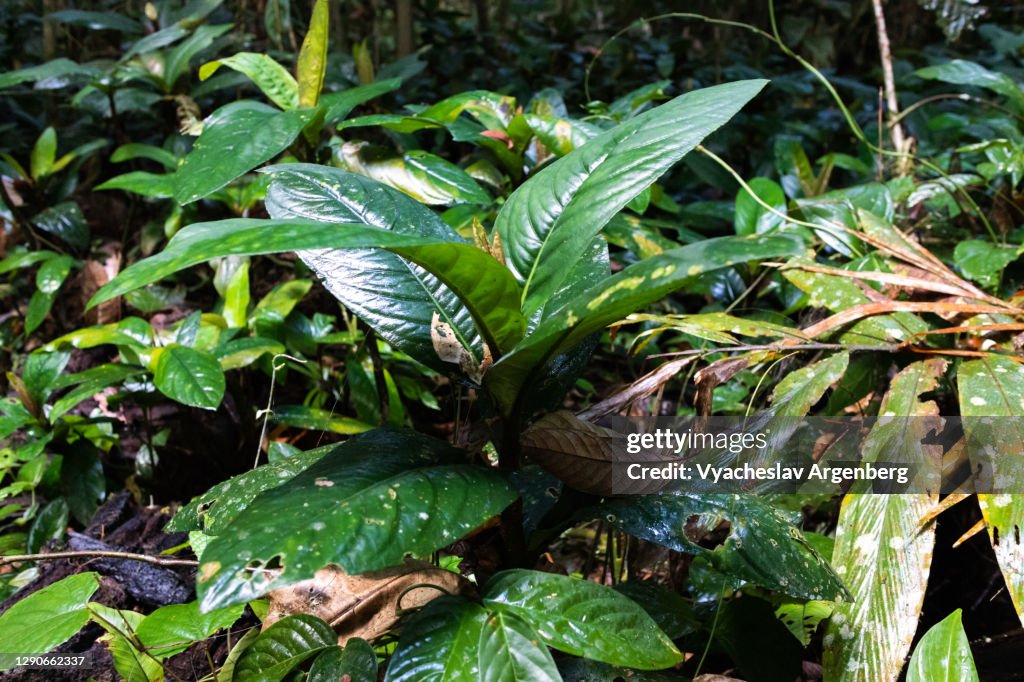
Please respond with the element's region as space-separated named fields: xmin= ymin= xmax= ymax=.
xmin=265 ymin=559 xmax=475 ymax=644
xmin=430 ymin=311 xmax=492 ymax=382
xmin=577 ymin=357 xmax=695 ymax=421
xmin=694 ymin=356 xmax=750 ymax=417
xmin=521 ymin=410 xmax=674 ymax=495
xmin=81 ymin=247 xmax=122 ymax=325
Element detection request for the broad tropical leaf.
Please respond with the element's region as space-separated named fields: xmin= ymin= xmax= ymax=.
xmin=199 ymin=52 xmax=298 ymax=110
xmin=136 ymin=601 xmax=244 ymax=660
xmin=0 ymin=573 xmax=100 ymax=669
xmin=385 ymin=596 xmax=560 ymax=682
xmin=957 ymin=356 xmax=1024 ymax=625
xmin=234 ymin=614 xmax=338 ymax=682
xmin=604 ymin=494 xmax=846 ymax=601
xmin=495 ymin=79 xmax=768 ymax=320
xmin=482 ymin=570 xmax=683 ymax=670
xmin=823 ymin=359 xmax=945 ymax=682
xmin=196 ymin=429 xmax=517 ymax=611
xmin=89 ymin=217 xmax=526 ymax=356
xmin=485 ymin=233 xmax=805 ymax=413
xmin=174 ymin=102 xmax=314 ymax=204
xmin=264 ymin=162 xmax=487 ymax=368
xmin=149 ymin=344 xmax=226 ymax=410
xmin=905 ymin=610 xmax=979 ymax=682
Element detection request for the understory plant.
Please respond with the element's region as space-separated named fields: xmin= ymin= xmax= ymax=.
xmin=3 ymin=1 xmax=1024 ymax=680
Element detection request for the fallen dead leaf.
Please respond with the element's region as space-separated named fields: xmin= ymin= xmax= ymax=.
xmin=265 ymin=559 xmax=474 ymax=644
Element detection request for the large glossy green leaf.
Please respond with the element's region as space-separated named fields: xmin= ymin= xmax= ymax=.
xmin=163 ymin=23 xmax=232 ymax=89
xmin=174 ymin=102 xmax=313 ymax=204
xmin=196 ymin=429 xmax=518 ymax=611
xmin=958 ymin=356 xmax=1024 ymax=625
xmin=915 ymin=59 xmax=1024 ymax=111
xmin=485 ymin=233 xmax=804 ymax=413
xmin=0 ymin=58 xmax=101 ymax=90
xmin=905 ymin=610 xmax=979 ymax=682
xmin=168 ymin=445 xmax=332 ymax=533
xmin=90 ymin=217 xmax=526 ymax=358
xmin=149 ymin=344 xmax=225 ymax=410
xmin=199 ymin=52 xmax=298 ymax=110
xmin=33 ymin=200 xmax=90 ymax=250
xmin=823 ymin=360 xmax=944 ymax=682
xmin=604 ymin=494 xmax=846 ymax=601
xmin=296 ymin=0 xmax=329 ymax=108
xmin=321 ymin=79 xmax=403 ymax=124
xmin=235 ymin=614 xmax=338 ymax=682
xmin=385 ymin=596 xmax=559 ymax=682
xmin=482 ymin=570 xmax=682 ymax=670
xmin=735 ymin=176 xmax=786 ymax=236
xmin=265 ymin=164 xmax=482 ymax=370
xmin=338 ymin=144 xmax=490 ymax=206
xmin=496 ymin=79 xmax=767 ymax=320
xmin=96 ymin=171 xmax=175 ymax=198
xmin=0 ymin=573 xmax=100 ymax=669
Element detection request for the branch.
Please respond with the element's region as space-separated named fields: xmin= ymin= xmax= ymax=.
xmin=871 ymin=0 xmax=910 ymax=172
xmin=0 ymin=550 xmax=198 ymax=568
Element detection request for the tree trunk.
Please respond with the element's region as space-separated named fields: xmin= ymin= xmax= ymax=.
xmin=395 ymin=0 xmax=414 ymax=57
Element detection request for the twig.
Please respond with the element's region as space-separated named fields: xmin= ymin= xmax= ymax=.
xmin=0 ymin=550 xmax=198 ymax=567
xmin=871 ymin=0 xmax=910 ymax=174
xmin=254 ymin=353 xmax=307 ymax=468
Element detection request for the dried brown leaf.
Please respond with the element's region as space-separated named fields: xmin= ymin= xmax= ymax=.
xmin=265 ymin=559 xmax=474 ymax=644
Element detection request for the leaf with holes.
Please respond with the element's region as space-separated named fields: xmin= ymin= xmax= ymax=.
xmin=168 ymin=445 xmax=333 ymax=533
xmin=196 ymin=429 xmax=517 ymax=611
xmin=604 ymin=494 xmax=846 ymax=601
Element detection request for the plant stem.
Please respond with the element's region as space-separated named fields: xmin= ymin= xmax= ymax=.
xmin=366 ymin=327 xmax=390 ymax=425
